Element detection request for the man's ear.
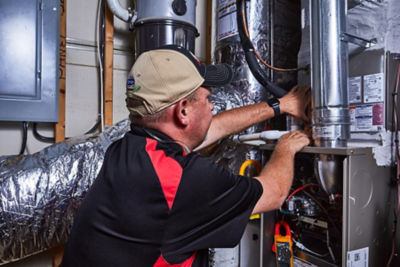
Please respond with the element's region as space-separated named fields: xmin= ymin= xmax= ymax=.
xmin=174 ymin=98 xmax=190 ymax=126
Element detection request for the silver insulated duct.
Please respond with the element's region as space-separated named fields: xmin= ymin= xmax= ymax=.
xmin=210 ymin=0 xmax=300 ymax=265
xmin=310 ymin=0 xmax=350 ymax=200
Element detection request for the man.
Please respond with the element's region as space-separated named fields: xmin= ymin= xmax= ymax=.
xmin=60 ymin=45 xmax=310 ymax=266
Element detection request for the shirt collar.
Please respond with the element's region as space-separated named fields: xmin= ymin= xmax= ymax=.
xmin=130 ymin=124 xmax=186 ymax=154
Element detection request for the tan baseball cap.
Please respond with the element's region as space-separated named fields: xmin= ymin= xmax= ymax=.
xmin=126 ymin=45 xmax=233 ymax=117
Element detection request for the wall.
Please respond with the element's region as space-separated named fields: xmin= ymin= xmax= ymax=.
xmin=0 ymin=0 xmax=207 ymax=266
xmin=0 ymin=0 xmax=207 ymax=157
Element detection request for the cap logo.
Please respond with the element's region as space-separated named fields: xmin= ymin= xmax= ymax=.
xmin=127 ymin=77 xmax=141 ymax=92
xmin=132 ymin=85 xmax=141 ymax=92
xmin=127 ymin=77 xmax=135 ymax=88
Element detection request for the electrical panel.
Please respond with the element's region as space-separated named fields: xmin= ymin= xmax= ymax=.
xmin=0 ymin=0 xmax=60 ymax=122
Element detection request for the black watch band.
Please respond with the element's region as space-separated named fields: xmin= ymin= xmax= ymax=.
xmin=267 ymin=98 xmax=280 ymax=117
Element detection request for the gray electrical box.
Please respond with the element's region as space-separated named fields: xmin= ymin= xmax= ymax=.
xmin=0 ymin=0 xmax=60 ymax=122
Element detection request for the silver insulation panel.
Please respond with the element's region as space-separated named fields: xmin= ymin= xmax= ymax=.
xmin=209 ymin=0 xmax=300 ymax=266
xmin=0 ymin=119 xmax=130 ymax=264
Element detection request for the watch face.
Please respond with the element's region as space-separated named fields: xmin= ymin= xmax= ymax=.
xmin=267 ymin=98 xmax=280 ymax=116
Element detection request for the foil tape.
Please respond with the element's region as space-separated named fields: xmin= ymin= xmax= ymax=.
xmin=0 ymin=119 xmax=130 ymax=264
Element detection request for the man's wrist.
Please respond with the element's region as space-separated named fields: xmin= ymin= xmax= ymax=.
xmin=266 ymin=98 xmax=280 ymax=117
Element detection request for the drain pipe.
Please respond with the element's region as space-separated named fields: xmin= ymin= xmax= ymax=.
xmin=310 ymin=0 xmax=350 ymax=201
xmin=106 ymin=0 xmax=136 ymax=28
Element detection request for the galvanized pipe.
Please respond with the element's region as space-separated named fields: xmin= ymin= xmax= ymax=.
xmin=310 ymin=0 xmax=350 ymax=147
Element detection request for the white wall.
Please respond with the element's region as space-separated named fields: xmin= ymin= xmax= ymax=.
xmin=0 ymin=0 xmax=207 ymax=157
xmin=1 ymin=0 xmax=207 ymax=266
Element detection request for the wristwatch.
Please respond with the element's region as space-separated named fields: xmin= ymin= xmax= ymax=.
xmin=267 ymin=98 xmax=281 ymax=117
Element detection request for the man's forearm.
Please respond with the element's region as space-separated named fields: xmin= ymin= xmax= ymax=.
xmin=252 ymin=147 xmax=295 ymax=214
xmin=195 ymin=102 xmax=274 ymax=150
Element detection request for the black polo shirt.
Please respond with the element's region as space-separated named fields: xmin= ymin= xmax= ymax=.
xmin=61 ymin=124 xmax=262 ymax=267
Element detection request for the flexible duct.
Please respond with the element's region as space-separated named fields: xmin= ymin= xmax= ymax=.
xmin=0 ymin=119 xmax=130 ymax=264
xmin=235 ymin=0 xmax=286 ymax=98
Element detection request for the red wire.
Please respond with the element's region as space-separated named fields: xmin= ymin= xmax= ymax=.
xmin=285 ymin=184 xmax=320 ymax=204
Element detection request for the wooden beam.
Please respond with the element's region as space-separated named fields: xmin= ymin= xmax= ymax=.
xmin=104 ymin=4 xmax=114 ymax=127
xmin=206 ymin=0 xmax=213 ymax=65
xmin=55 ymin=0 xmax=66 ymax=142
xmin=53 ymin=2 xmax=67 ymax=265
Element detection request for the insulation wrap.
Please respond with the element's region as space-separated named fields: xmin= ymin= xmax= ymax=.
xmin=0 ymin=119 xmax=130 ymax=264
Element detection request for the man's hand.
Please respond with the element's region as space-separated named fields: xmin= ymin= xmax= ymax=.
xmin=275 ymin=130 xmax=311 ymax=155
xmin=279 ymin=85 xmax=311 ymax=123
xmin=252 ymin=130 xmax=310 ymax=214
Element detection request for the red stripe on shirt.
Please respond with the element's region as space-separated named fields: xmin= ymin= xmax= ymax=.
xmin=153 ymin=252 xmax=196 ymax=267
xmin=146 ymin=138 xmax=183 ymax=210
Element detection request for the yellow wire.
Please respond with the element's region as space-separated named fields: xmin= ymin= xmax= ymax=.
xmin=239 ymin=159 xmax=262 ymax=220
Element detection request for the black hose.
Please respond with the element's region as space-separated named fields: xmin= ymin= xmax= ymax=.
xmin=19 ymin=122 xmax=28 ymax=155
xmin=84 ymin=115 xmax=102 ymax=135
xmin=33 ymin=123 xmax=55 ymax=143
xmin=32 ymin=116 xmax=101 ymax=143
xmin=236 ymin=0 xmax=287 ymax=98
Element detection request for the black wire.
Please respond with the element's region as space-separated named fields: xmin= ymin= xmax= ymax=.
xmin=84 ymin=115 xmax=102 ymax=135
xmin=19 ymin=122 xmax=28 ymax=155
xmin=236 ymin=0 xmax=287 ymax=98
xmin=32 ymin=116 xmax=102 ymax=143
xmin=33 ymin=123 xmax=55 ymax=142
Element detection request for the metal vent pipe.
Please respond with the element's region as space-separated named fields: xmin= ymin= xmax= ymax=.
xmin=310 ymin=0 xmax=350 ymax=148
xmin=310 ymin=0 xmax=350 ymax=201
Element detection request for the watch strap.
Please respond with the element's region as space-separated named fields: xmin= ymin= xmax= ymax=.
xmin=267 ymin=98 xmax=280 ymax=117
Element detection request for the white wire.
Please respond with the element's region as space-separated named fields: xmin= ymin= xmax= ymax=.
xmin=326 ymin=230 xmax=336 ymax=263
xmin=96 ymin=0 xmax=105 ymax=132
xmin=292 ymin=238 xmax=329 ymax=258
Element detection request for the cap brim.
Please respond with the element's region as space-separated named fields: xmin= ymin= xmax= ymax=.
xmin=202 ymin=63 xmax=233 ymax=87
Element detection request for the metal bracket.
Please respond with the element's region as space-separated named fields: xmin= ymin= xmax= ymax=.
xmin=340 ymin=33 xmax=377 ymax=48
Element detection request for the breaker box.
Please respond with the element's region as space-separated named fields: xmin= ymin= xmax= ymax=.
xmin=0 ymin=0 xmax=60 ymax=122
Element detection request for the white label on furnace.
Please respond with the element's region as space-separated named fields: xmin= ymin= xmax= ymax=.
xmin=364 ymin=73 xmax=384 ymax=103
xmin=217 ymin=0 xmax=238 ymax=41
xmin=347 ymin=247 xmax=368 ymax=267
xmin=350 ymin=104 xmax=384 ymax=132
xmin=349 ymin=76 xmax=362 ymax=103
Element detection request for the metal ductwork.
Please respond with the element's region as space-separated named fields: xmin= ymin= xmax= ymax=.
xmin=132 ymin=0 xmax=199 ymax=57
xmin=310 ymin=0 xmax=350 ymax=200
xmin=310 ymin=0 xmax=350 ymax=148
xmin=106 ymin=0 xmax=199 ymax=57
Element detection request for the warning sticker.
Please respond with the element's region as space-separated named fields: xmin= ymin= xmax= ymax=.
xmin=364 ymin=73 xmax=384 ymax=103
xmin=347 ymin=247 xmax=368 ymax=267
xmin=349 ymin=104 xmax=384 ymax=132
xmin=349 ymin=76 xmax=362 ymax=103
xmin=217 ymin=0 xmax=238 ymax=41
